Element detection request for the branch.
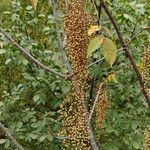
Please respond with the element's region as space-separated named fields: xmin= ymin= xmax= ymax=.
xmin=88 ymin=83 xmax=103 ymax=123
xmin=88 ymin=48 xmax=123 ymax=68
xmin=100 ymin=1 xmax=150 ymax=107
xmin=0 ymin=28 xmax=67 ymax=79
xmin=127 ymin=27 xmax=145 ymax=45
xmin=0 ymin=122 xmax=24 ymax=150
xmin=51 ymin=0 xmax=72 ymax=72
xmin=98 ymin=0 xmax=103 ymax=24
xmin=82 ymin=102 xmax=99 ymax=150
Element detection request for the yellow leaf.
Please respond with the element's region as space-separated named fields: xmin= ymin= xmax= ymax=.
xmin=102 ymin=38 xmax=117 ymax=66
xmin=88 ymin=25 xmax=101 ymax=36
xmin=87 ymin=36 xmax=104 ymax=57
xmin=107 ymin=73 xmax=118 ymax=83
xmin=31 ymin=0 xmax=38 ymax=10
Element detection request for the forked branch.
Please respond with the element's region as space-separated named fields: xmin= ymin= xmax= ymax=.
xmin=100 ymin=0 xmax=150 ymax=107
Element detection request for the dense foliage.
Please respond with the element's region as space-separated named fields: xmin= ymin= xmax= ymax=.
xmin=0 ymin=0 xmax=150 ymax=149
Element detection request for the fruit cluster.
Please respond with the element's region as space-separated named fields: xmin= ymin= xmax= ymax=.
xmin=59 ymin=0 xmax=90 ymax=149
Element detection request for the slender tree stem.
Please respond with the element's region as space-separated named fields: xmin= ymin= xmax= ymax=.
xmin=88 ymin=83 xmax=103 ymax=123
xmin=100 ymin=0 xmax=150 ymax=107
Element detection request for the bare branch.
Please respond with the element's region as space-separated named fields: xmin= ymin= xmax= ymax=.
xmin=100 ymin=0 xmax=150 ymax=107
xmin=89 ymin=57 xmax=105 ymax=68
xmin=0 ymin=122 xmax=24 ymax=150
xmin=127 ymin=28 xmax=145 ymax=45
xmin=82 ymin=101 xmax=99 ymax=150
xmin=88 ymin=83 xmax=103 ymax=123
xmin=0 ymin=28 xmax=67 ymax=79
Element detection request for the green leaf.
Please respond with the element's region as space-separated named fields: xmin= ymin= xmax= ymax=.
xmin=4 ymin=140 xmax=10 ymax=149
xmin=103 ymin=142 xmax=119 ymax=150
xmin=132 ymin=141 xmax=140 ymax=149
xmin=102 ymin=38 xmax=117 ymax=66
xmin=30 ymin=134 xmax=38 ymax=140
xmin=33 ymin=94 xmax=40 ymax=103
xmin=47 ymin=134 xmax=54 ymax=142
xmin=0 ymin=101 xmax=4 ymax=107
xmin=0 ymin=139 xmax=7 ymax=144
xmin=87 ymin=36 xmax=103 ymax=57
xmin=5 ymin=59 xmax=11 ymax=65
xmin=0 ymin=49 xmax=6 ymax=54
xmin=39 ymin=135 xmax=47 ymax=142
xmin=123 ymin=14 xmax=134 ymax=22
xmin=131 ymin=122 xmax=138 ymax=130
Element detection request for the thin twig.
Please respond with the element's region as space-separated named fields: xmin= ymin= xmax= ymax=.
xmin=82 ymin=101 xmax=99 ymax=150
xmin=0 ymin=122 xmax=24 ymax=150
xmin=89 ymin=57 xmax=105 ymax=68
xmin=88 ymin=83 xmax=103 ymax=124
xmin=49 ymin=130 xmax=69 ymax=140
xmin=100 ymin=0 xmax=150 ymax=107
xmin=98 ymin=0 xmax=103 ymax=24
xmin=51 ymin=0 xmax=72 ymax=72
xmin=127 ymin=28 xmax=145 ymax=45
xmin=89 ymin=48 xmax=123 ymax=68
xmin=0 ymin=28 xmax=67 ymax=78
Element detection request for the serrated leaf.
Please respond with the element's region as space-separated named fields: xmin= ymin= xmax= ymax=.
xmin=0 ymin=139 xmax=7 ymax=144
xmin=88 ymin=25 xmax=101 ymax=36
xmin=31 ymin=0 xmax=38 ymax=10
xmin=102 ymin=38 xmax=117 ymax=66
xmin=87 ymin=36 xmax=104 ymax=57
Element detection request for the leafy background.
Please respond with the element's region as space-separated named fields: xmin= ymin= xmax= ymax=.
xmin=0 ymin=0 xmax=150 ymax=149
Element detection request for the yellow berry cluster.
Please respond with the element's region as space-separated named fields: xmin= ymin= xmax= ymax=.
xmin=145 ymin=128 xmax=150 ymax=150
xmin=142 ymin=44 xmax=150 ymax=92
xmin=60 ymin=0 xmax=90 ymax=149
xmin=65 ymin=0 xmax=88 ymax=81
xmin=95 ymin=87 xmax=110 ymax=128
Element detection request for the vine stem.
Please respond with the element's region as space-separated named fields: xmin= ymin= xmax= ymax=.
xmin=100 ymin=0 xmax=150 ymax=107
